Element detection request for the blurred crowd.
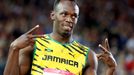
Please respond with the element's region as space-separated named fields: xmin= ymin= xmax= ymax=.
xmin=0 ymin=0 xmax=134 ymax=75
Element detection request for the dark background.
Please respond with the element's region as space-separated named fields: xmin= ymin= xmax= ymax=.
xmin=0 ymin=0 xmax=134 ymax=75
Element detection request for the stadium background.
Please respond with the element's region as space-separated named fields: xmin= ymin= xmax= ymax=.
xmin=0 ymin=0 xmax=134 ymax=75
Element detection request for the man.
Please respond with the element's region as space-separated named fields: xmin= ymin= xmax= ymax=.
xmin=4 ymin=0 xmax=117 ymax=75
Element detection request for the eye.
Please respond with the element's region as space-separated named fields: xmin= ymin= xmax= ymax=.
xmin=61 ymin=12 xmax=68 ymax=17
xmin=72 ymin=14 xmax=78 ymax=19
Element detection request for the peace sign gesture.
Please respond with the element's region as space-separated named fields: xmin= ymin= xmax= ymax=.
xmin=97 ymin=38 xmax=117 ymax=68
xmin=10 ymin=25 xmax=45 ymax=49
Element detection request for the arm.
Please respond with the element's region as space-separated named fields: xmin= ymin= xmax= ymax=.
xmin=4 ymin=35 xmax=34 ymax=75
xmin=19 ymin=46 xmax=34 ymax=75
xmin=4 ymin=45 xmax=33 ymax=75
xmin=4 ymin=25 xmax=44 ymax=75
xmin=4 ymin=45 xmax=20 ymax=75
xmin=84 ymin=50 xmax=98 ymax=75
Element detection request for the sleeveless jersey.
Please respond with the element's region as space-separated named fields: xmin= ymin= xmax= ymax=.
xmin=31 ymin=35 xmax=90 ymax=75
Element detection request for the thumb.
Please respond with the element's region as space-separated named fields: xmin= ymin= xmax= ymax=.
xmin=96 ymin=53 xmax=102 ymax=58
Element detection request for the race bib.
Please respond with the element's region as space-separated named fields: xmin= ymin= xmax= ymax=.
xmin=43 ymin=68 xmax=75 ymax=75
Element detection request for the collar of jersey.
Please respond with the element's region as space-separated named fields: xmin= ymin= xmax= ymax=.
xmin=46 ymin=34 xmax=75 ymax=46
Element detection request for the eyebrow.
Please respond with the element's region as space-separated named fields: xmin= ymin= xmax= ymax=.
xmin=61 ymin=10 xmax=78 ymax=16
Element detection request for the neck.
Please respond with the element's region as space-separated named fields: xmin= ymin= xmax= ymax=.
xmin=50 ymin=32 xmax=72 ymax=44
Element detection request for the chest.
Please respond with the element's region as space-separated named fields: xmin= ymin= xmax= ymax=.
xmin=31 ymin=38 xmax=89 ymax=75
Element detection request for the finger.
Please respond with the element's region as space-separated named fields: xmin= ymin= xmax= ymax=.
xmin=26 ymin=25 xmax=39 ymax=34
xmin=106 ymin=38 xmax=110 ymax=51
xmin=105 ymin=38 xmax=107 ymax=49
xmin=98 ymin=44 xmax=109 ymax=53
xmin=101 ymin=39 xmax=105 ymax=49
xmin=98 ymin=56 xmax=106 ymax=61
xmin=30 ymin=40 xmax=35 ymax=46
xmin=96 ymin=53 xmax=102 ymax=57
xmin=27 ymin=35 xmax=45 ymax=39
xmin=29 ymin=38 xmax=35 ymax=43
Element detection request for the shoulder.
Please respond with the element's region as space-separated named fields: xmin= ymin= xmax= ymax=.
xmin=73 ymin=41 xmax=89 ymax=50
xmin=83 ymin=50 xmax=98 ymax=74
xmin=87 ymin=50 xmax=98 ymax=69
xmin=88 ymin=50 xmax=97 ymax=62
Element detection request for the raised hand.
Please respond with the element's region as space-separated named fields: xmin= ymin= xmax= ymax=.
xmin=97 ymin=38 xmax=117 ymax=68
xmin=10 ymin=25 xmax=45 ymax=49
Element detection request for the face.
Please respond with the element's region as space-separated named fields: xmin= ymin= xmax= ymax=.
xmin=51 ymin=0 xmax=79 ymax=36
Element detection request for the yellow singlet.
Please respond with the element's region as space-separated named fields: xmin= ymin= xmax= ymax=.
xmin=31 ymin=34 xmax=90 ymax=75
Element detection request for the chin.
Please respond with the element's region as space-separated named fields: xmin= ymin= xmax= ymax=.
xmin=61 ymin=32 xmax=71 ymax=37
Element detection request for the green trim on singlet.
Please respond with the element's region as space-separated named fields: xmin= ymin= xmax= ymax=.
xmin=73 ymin=40 xmax=90 ymax=69
xmin=30 ymin=38 xmax=37 ymax=73
xmin=47 ymin=34 xmax=74 ymax=46
xmin=33 ymin=38 xmax=37 ymax=59
xmin=85 ymin=48 xmax=90 ymax=65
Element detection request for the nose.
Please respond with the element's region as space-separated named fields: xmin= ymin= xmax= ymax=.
xmin=66 ymin=16 xmax=73 ymax=23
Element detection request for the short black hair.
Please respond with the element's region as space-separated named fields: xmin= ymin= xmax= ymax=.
xmin=53 ymin=0 xmax=77 ymax=11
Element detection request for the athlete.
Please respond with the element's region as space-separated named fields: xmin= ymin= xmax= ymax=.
xmin=4 ymin=0 xmax=117 ymax=75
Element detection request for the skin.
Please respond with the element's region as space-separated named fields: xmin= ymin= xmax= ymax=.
xmin=4 ymin=0 xmax=117 ymax=75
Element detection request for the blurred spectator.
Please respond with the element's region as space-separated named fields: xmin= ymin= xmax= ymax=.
xmin=125 ymin=33 xmax=134 ymax=75
xmin=0 ymin=0 xmax=134 ymax=75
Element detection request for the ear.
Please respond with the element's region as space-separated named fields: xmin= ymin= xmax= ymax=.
xmin=50 ymin=11 xmax=55 ymax=20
